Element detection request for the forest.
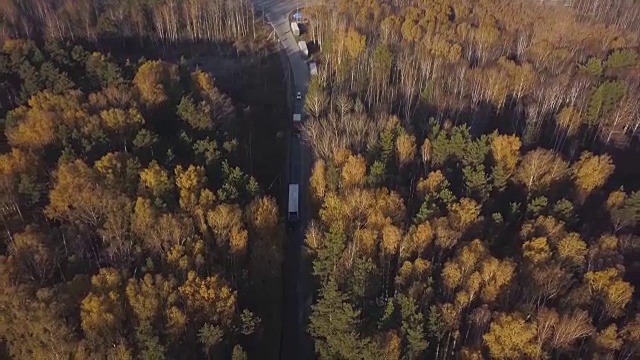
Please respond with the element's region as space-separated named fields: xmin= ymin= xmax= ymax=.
xmin=0 ymin=0 xmax=289 ymax=359
xmin=1 ymin=0 xmax=640 ymax=359
xmin=300 ymin=0 xmax=640 ymax=359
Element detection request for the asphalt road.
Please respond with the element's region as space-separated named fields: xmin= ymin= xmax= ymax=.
xmin=251 ymin=1 xmax=313 ymax=359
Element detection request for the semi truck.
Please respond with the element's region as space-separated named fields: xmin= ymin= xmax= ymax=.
xmin=291 ymin=22 xmax=300 ymax=36
xmin=288 ymin=184 xmax=299 ymax=222
xmin=309 ymin=62 xmax=317 ymax=76
xmin=298 ymin=41 xmax=308 ymax=57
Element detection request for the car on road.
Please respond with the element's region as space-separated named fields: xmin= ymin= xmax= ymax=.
xmin=296 ymin=91 xmax=302 ymax=100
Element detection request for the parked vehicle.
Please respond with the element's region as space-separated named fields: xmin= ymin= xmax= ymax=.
xmin=291 ymin=22 xmax=300 ymax=36
xmin=298 ymin=41 xmax=308 ymax=57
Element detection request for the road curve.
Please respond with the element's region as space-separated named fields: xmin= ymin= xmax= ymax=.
xmin=251 ymin=1 xmax=313 ymax=359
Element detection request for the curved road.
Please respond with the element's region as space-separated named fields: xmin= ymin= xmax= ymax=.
xmin=251 ymin=0 xmax=313 ymax=359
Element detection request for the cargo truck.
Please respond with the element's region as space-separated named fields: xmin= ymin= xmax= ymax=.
xmin=288 ymin=184 xmax=299 ymax=222
xmin=291 ymin=22 xmax=300 ymax=36
xmin=292 ymin=113 xmax=302 ymax=131
xmin=298 ymin=41 xmax=308 ymax=57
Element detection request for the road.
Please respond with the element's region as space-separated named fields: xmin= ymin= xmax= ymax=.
xmin=251 ymin=0 xmax=313 ymax=359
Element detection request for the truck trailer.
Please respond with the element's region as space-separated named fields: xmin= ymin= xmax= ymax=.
xmin=291 ymin=22 xmax=300 ymax=36
xmin=293 ymin=113 xmax=302 ymax=130
xmin=298 ymin=41 xmax=308 ymax=57
xmin=288 ymin=184 xmax=299 ymax=222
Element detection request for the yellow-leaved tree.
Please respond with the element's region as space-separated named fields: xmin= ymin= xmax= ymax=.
xmin=139 ymin=161 xmax=173 ymax=199
xmin=133 ymin=60 xmax=179 ymax=108
xmin=178 ymin=271 xmax=236 ymax=326
xmin=46 ymin=159 xmax=107 ymax=227
xmin=310 ymin=159 xmax=327 ymax=201
xmin=585 ymin=268 xmax=634 ymax=318
xmin=571 ymin=151 xmax=615 ymax=198
xmin=396 ymin=132 xmax=417 ymax=169
xmin=80 ymin=268 xmax=125 ymax=345
xmin=341 ymin=154 xmax=367 ymax=188
xmin=483 ymin=312 xmax=541 ymax=359
xmin=490 ymin=134 xmax=521 ymax=189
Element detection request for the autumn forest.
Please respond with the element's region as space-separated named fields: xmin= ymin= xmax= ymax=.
xmin=0 ymin=0 xmax=639 ymax=359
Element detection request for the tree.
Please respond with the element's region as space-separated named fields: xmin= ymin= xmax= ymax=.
xmin=398 ymin=295 xmax=428 ymax=359
xmin=571 ymin=151 xmax=614 ymax=197
xmin=175 ymin=164 xmax=207 ymax=212
xmin=620 ymin=315 xmax=640 ymax=360
xmin=310 ymin=159 xmax=328 ymax=201
xmin=0 ymin=282 xmax=78 ymax=359
xmin=100 ymin=108 xmax=145 ymax=150
xmin=80 ymin=268 xmax=125 ymax=345
xmin=557 ymin=233 xmax=588 ymax=269
xmin=380 ymin=331 xmax=402 ymax=360
xmin=5 ymin=98 xmax=56 ymax=150
xmin=585 ymin=268 xmax=633 ymax=318
xmin=312 ymin=225 xmax=347 ymax=282
xmin=342 ymin=155 xmax=367 ymax=188
xmin=308 ymin=279 xmax=380 ymax=359
xmin=85 ymin=52 xmax=124 ymax=88
xmin=8 ymin=227 xmax=58 ymax=283
xmin=344 ymin=29 xmax=366 ymax=60
xmin=401 ymin=222 xmax=433 ymax=260
xmin=536 ymin=308 xmax=593 ymax=353
xmin=126 ymin=273 xmax=178 ymax=324
xmin=483 ymin=313 xmax=541 ymax=359
xmin=610 ymin=191 xmax=640 ymax=232
xmin=593 ymin=324 xmax=623 ymax=355
xmin=396 ymin=132 xmax=416 ymax=169
xmin=305 ymin=77 xmax=329 ymax=118
xmin=198 ymin=323 xmax=224 ymax=356
xmin=46 ymin=159 xmax=107 ymax=226
xmin=207 ymin=203 xmax=243 ymax=248
xmin=605 ymin=49 xmax=638 ymax=70
xmin=231 ymin=345 xmax=248 ymax=360
xmin=448 ymin=198 xmax=481 ymax=233
xmin=94 ymin=152 xmax=141 ymax=195
xmin=135 ymin=321 xmax=166 ymax=360
xmin=515 ymin=148 xmax=568 ymax=193
xmin=584 ymin=81 xmax=626 ymax=125
xmin=133 ymin=60 xmax=179 ymax=108
xmin=490 ymin=134 xmax=521 ymax=190
xmin=178 ymin=271 xmax=236 ymax=326
xmin=177 ymin=96 xmax=214 ymax=131
xmin=139 ymin=161 xmax=173 ymax=200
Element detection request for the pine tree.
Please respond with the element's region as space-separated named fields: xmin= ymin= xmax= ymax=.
xmin=398 ymin=295 xmax=428 ymax=359
xmin=308 ymin=278 xmax=380 ymax=359
xmin=313 ymin=225 xmax=347 ymax=282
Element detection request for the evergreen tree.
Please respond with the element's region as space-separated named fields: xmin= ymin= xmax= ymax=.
xmin=308 ymin=279 xmax=380 ymax=360
xmin=313 ymin=225 xmax=347 ymax=282
xmin=398 ymin=295 xmax=428 ymax=359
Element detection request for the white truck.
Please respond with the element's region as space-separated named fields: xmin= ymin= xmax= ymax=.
xmin=298 ymin=41 xmax=308 ymax=57
xmin=309 ymin=62 xmax=317 ymax=76
xmin=292 ymin=113 xmax=302 ymax=131
xmin=291 ymin=22 xmax=300 ymax=36
xmin=288 ymin=184 xmax=299 ymax=222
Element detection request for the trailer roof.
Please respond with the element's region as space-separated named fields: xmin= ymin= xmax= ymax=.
xmin=288 ymin=184 xmax=299 ymax=212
